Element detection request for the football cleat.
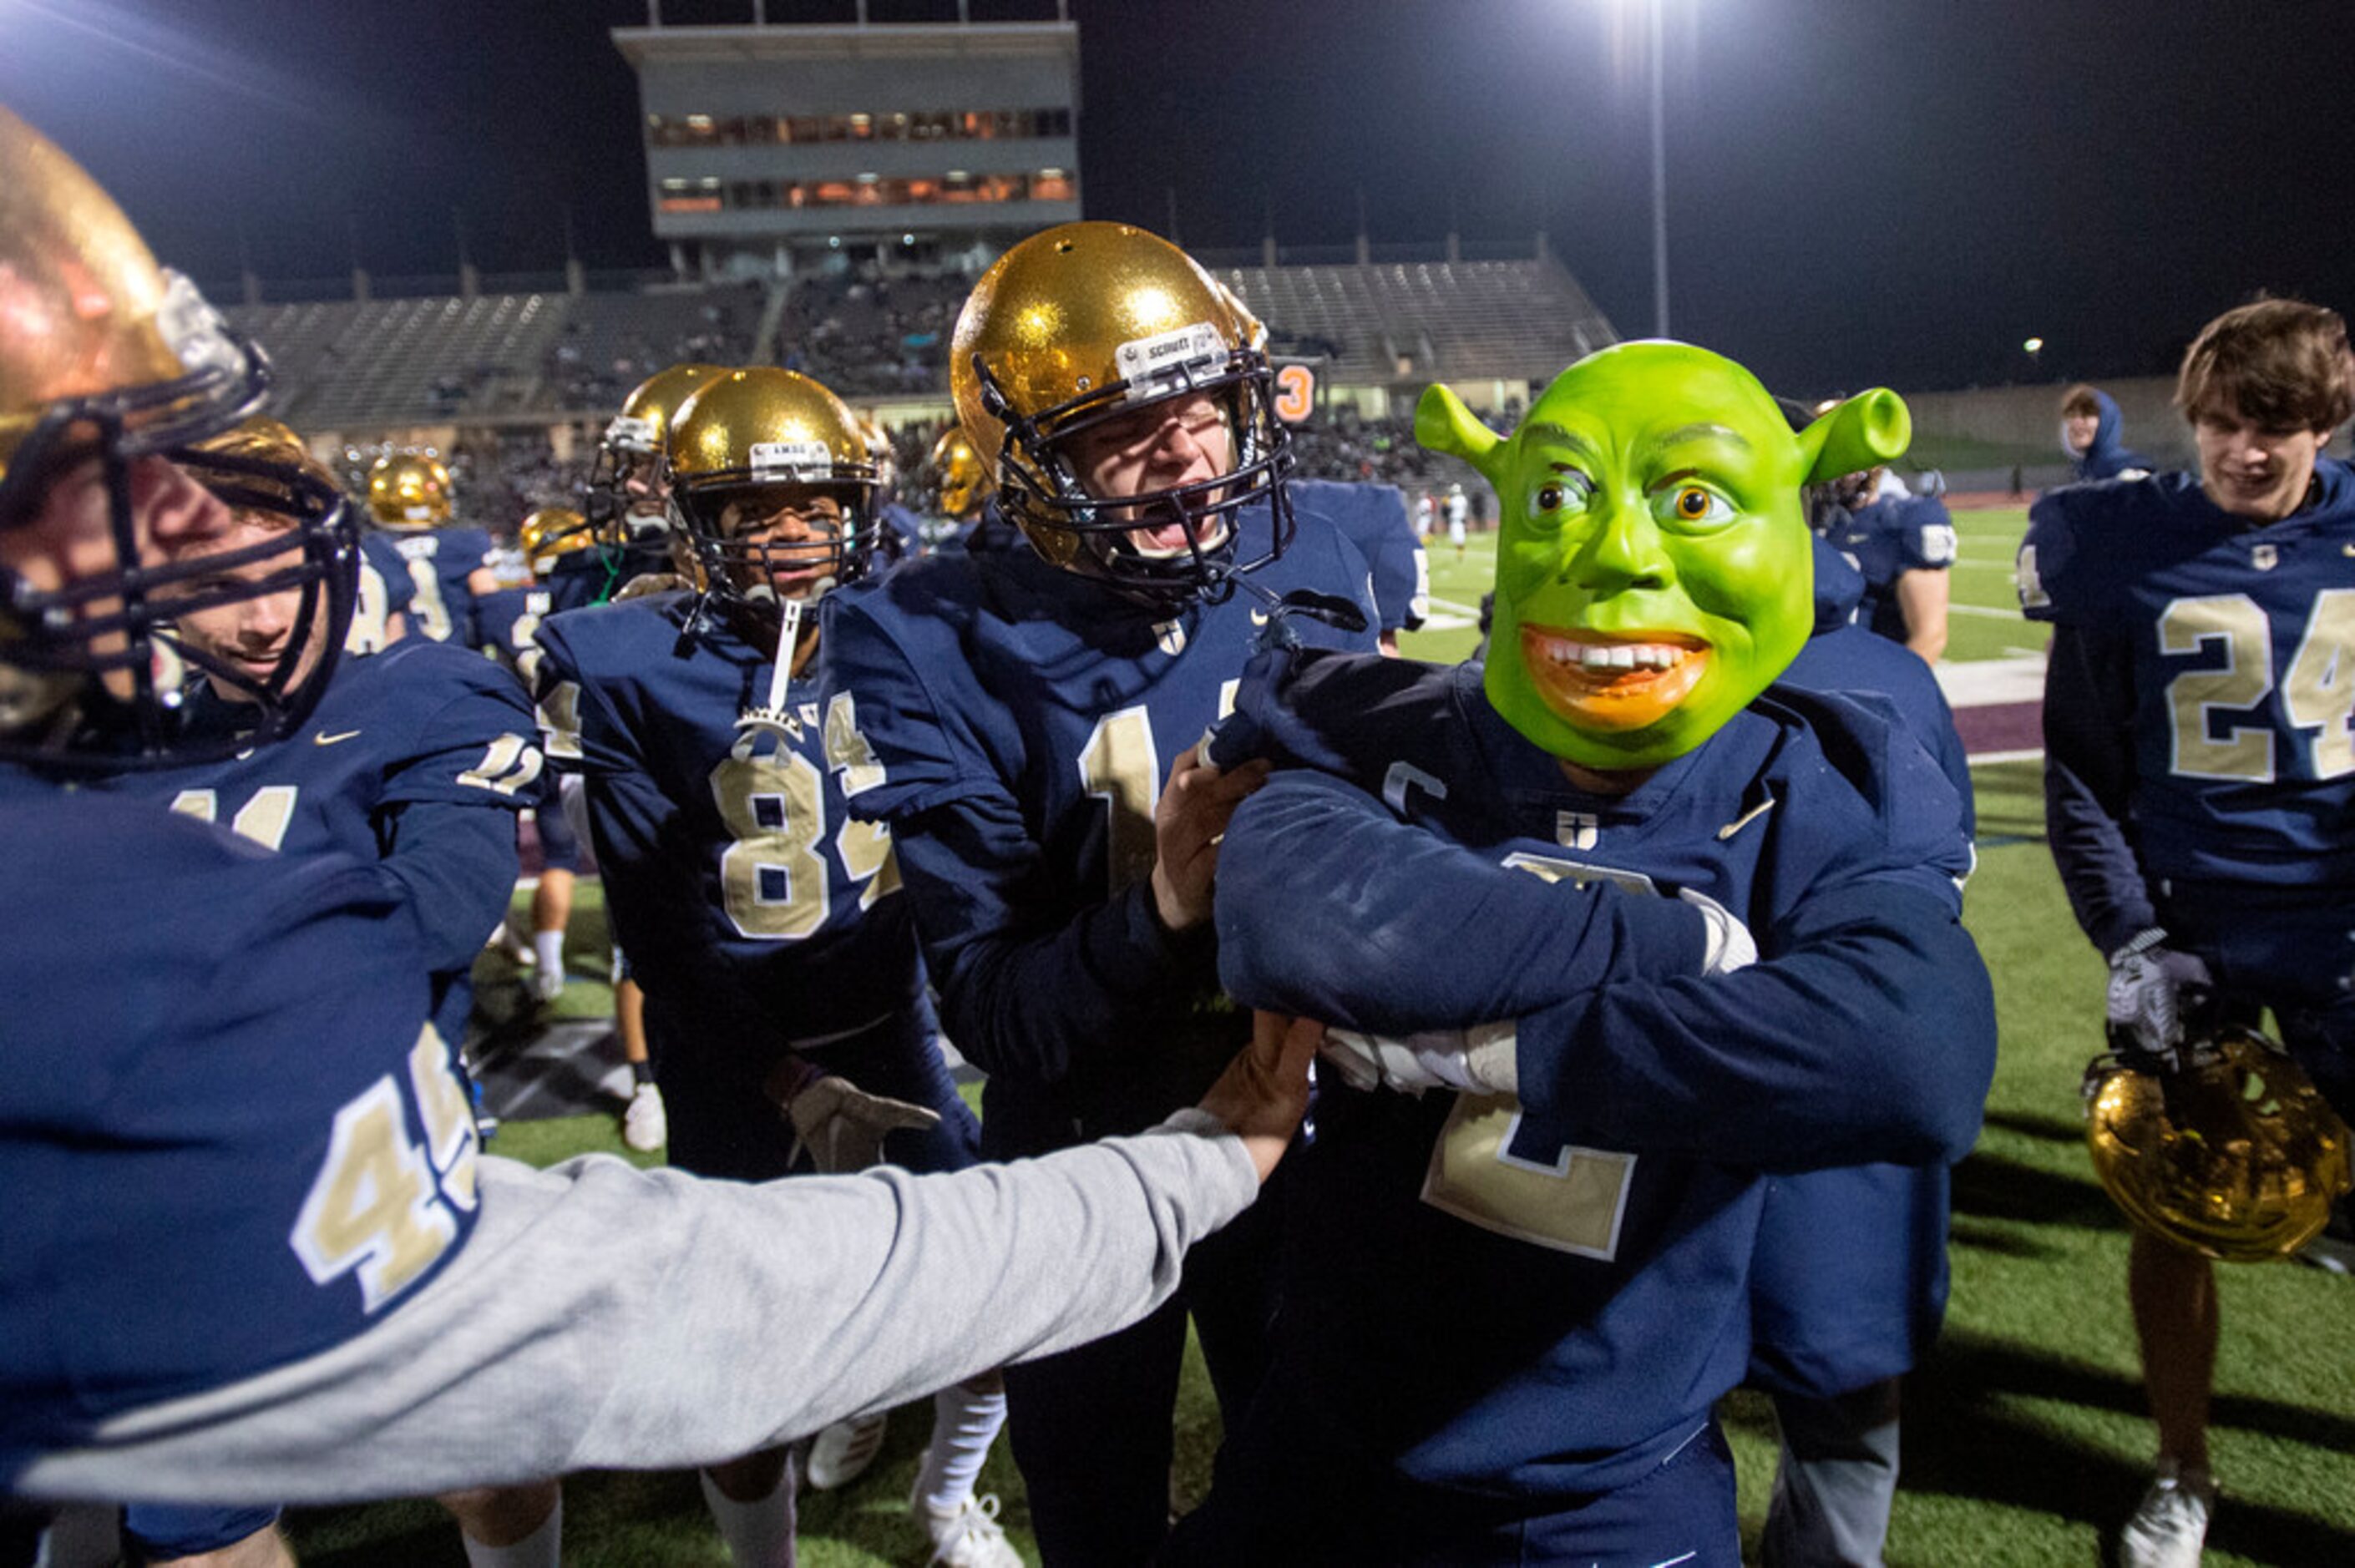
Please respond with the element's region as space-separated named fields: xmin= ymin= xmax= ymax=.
xmin=2084 ymin=1023 xmax=2354 ymax=1262
xmin=621 ymin=1080 xmax=667 ymax=1152
xmin=2118 ymin=1460 xmax=2215 ymax=1568
xmin=950 ymin=221 xmax=1294 ymax=609
xmin=0 ymin=109 xmax=355 ymax=771
xmin=910 ymin=1468 xmax=1021 ymax=1568
xmin=803 ymin=1411 xmax=887 ymax=1491
xmin=366 ymin=451 xmax=453 ymax=530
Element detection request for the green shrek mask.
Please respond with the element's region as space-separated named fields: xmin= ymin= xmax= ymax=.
xmin=1418 ymin=342 xmax=1909 ymax=771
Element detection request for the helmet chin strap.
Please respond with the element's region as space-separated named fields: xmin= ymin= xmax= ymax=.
xmin=733 ymin=582 xmax=830 ymax=744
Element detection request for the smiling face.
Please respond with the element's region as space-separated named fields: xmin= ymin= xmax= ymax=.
xmin=1480 ymin=344 xmax=1815 ymax=771
xmin=2190 ymin=400 xmax=2331 ymax=524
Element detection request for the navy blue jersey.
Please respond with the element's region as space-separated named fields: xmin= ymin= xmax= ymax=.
xmin=877 ymin=500 xmax=927 ymax=565
xmin=1790 ymin=534 xmax=1974 ymax=836
xmin=1296 ymin=478 xmax=1426 ymax=634
xmin=378 ymin=524 xmax=495 ymax=648
xmin=2020 ymin=462 xmax=2355 ymax=894
xmin=534 ymin=594 xmax=925 ymax=1058
xmin=1208 ymin=651 xmax=1990 ymax=1499
xmin=82 ymin=639 xmax=541 ymax=869
xmin=1 ymin=793 xmax=478 ymax=1486
xmin=1818 ymin=494 xmax=1957 ymax=645
xmin=351 ymin=534 xmax=418 ymax=656
xmin=820 ymin=494 xmax=1380 ymax=1152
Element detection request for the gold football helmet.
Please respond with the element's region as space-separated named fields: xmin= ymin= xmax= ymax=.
xmin=366 ymin=451 xmax=453 ymax=529
xmin=665 ymin=367 xmax=879 ymax=607
xmin=519 ymin=506 xmax=593 ymax=576
xmin=590 ymin=362 xmax=727 ymax=540
xmin=929 ymin=424 xmax=992 ymax=520
xmin=950 ymin=221 xmax=1293 ymax=604
xmin=2084 ymin=1024 xmax=2354 ymax=1262
xmin=0 ymin=109 xmax=352 ymax=768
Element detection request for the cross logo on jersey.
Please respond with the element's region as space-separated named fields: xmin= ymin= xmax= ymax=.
xmin=1555 ymin=810 xmax=1600 ymax=851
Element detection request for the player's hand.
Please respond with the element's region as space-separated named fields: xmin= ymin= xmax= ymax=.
xmin=1150 ymin=741 xmax=1271 ymax=932
xmin=1320 ymin=1020 xmax=1519 ymax=1098
xmin=2105 ymin=933 xmax=2213 ymax=1067
xmin=1196 ymin=1010 xmax=1324 ymax=1182
xmin=772 ymin=1070 xmax=943 ymax=1174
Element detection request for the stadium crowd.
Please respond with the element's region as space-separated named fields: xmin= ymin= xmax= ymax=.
xmin=7 ymin=93 xmax=2354 ymax=1568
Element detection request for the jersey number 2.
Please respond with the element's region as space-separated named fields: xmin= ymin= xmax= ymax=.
xmin=2162 ymin=590 xmax=2355 ymax=781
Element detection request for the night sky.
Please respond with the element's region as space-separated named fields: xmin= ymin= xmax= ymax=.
xmin=3 ymin=0 xmax=2351 ymax=397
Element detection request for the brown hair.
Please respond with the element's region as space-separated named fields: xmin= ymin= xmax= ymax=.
xmin=2175 ymin=297 xmax=2355 ymax=433
xmin=2059 ymin=384 xmax=2103 ymax=420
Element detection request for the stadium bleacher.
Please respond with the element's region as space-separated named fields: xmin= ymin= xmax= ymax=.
xmin=221 ymin=251 xmax=1607 ymax=432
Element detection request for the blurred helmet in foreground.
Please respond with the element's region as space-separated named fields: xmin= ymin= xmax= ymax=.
xmin=0 ymin=109 xmax=352 ymax=768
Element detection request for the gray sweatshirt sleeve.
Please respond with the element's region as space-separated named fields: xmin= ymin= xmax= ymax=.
xmin=18 ymin=1112 xmax=1257 ymax=1506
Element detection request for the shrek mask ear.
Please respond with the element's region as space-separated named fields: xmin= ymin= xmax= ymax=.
xmin=1798 ymin=388 xmax=1912 ymax=483
xmin=1415 ymin=383 xmax=1508 ymax=485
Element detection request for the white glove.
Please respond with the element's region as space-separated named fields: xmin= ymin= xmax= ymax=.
xmin=2105 ymin=930 xmax=2213 ymax=1066
xmin=1680 ymin=887 xmax=1757 ymax=975
xmin=1319 ymin=1019 xmax=1519 ymax=1098
xmin=777 ymin=1074 xmax=943 ymax=1174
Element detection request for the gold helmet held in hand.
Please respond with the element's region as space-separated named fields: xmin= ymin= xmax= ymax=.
xmin=2084 ymin=1024 xmax=2354 ymax=1262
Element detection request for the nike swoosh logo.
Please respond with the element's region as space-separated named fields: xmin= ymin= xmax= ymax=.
xmin=315 ymin=729 xmax=362 ymax=746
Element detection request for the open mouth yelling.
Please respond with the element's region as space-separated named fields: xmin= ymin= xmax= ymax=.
xmin=1521 ymin=624 xmax=1709 ymax=731
xmin=1127 ymin=514 xmax=1229 ymax=560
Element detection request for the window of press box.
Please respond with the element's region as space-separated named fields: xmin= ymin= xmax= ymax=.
xmin=647 ymin=108 xmax=1072 ymax=148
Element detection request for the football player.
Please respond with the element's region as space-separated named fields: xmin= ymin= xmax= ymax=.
xmin=22 ymin=414 xmax=548 ymax=1568
xmin=2018 ymin=297 xmax=2355 ymax=1568
xmin=928 ymin=422 xmax=994 ymax=546
xmin=2060 ymin=383 xmax=2155 ymax=483
xmin=474 ymin=507 xmax=595 ymax=1009
xmin=0 ymin=106 xmax=1319 ymax=1537
xmin=1168 ymin=343 xmax=1994 ymax=1565
xmin=1814 ymin=465 xmax=1957 ymax=661
xmin=588 ymin=361 xmax=725 ymax=584
xmin=1302 ymin=474 xmax=1426 ymax=654
xmin=533 ymin=366 xmax=1022 ymax=1567
xmin=822 ymin=220 xmax=1381 ymax=1565
xmin=348 ymin=507 xmax=415 ymax=655
xmin=1740 ymin=529 xmax=1978 ymax=1568
xmin=858 ymin=412 xmax=928 ymax=564
xmin=366 ymin=449 xmax=499 ymax=648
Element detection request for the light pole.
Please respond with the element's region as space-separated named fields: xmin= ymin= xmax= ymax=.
xmin=1648 ymin=0 xmax=1668 ymax=337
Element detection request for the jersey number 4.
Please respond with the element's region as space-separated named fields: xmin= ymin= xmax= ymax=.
xmin=710 ymin=692 xmax=899 ymax=940
xmin=2161 ymin=590 xmax=2355 ymax=781
xmin=291 ymin=1025 xmax=479 ymax=1314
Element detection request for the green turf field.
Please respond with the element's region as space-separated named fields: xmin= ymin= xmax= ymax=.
xmin=284 ymin=525 xmax=2355 ymax=1565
